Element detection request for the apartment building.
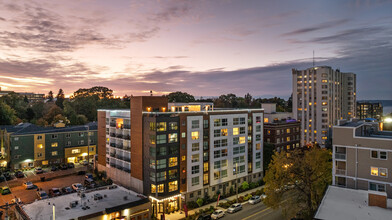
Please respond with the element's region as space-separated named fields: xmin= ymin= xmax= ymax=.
xmin=97 ymin=96 xmax=264 ymax=216
xmin=262 ymin=103 xmax=301 ymax=151
xmin=0 ymin=122 xmax=97 ymax=169
xmin=357 ymin=101 xmax=383 ymax=121
xmin=332 ymin=120 xmax=392 ymax=200
xmin=292 ymin=66 xmax=356 ymax=147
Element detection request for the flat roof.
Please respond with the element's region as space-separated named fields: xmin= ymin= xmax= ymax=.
xmin=314 ymin=186 xmax=392 ymax=220
xmin=21 ymin=185 xmax=148 ymax=220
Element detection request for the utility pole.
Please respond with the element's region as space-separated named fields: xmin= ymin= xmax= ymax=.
xmin=236 ymin=163 xmax=238 ymax=203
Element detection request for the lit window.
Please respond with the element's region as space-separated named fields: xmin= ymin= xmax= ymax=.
xmin=52 ymin=151 xmax=58 ymax=156
xmin=157 ymin=122 xmax=166 ymax=132
xmin=192 ymin=143 xmax=199 ymax=151
xmin=371 ymin=167 xmax=378 ymax=176
xmin=239 ymin=136 xmax=245 ymax=144
xmin=51 ymin=142 xmax=58 ymax=147
xmin=191 ymin=154 xmax=199 ymax=163
xmin=379 ymin=168 xmax=387 ymax=177
xmin=286 ymin=129 xmax=290 ymax=134
xmin=182 ymin=156 xmax=186 ymax=161
xmin=37 ymin=144 xmax=43 ymax=149
xmin=169 ymin=157 xmax=178 ymax=167
xmin=191 ymin=131 xmax=199 ymax=140
xmin=256 ymin=143 xmax=261 ymax=150
xmin=168 ymin=133 xmax=178 ymax=143
xmin=156 ymin=135 xmax=166 ymax=144
xmin=264 ymin=118 xmax=268 ymax=123
xmin=221 ymin=129 xmax=228 ymax=136
xmin=72 ymin=149 xmax=81 ymax=154
xmin=233 ymin=127 xmax=239 ymax=135
xmin=168 ymin=181 xmax=178 ymax=192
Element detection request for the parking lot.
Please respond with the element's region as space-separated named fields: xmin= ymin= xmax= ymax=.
xmin=0 ymin=164 xmax=91 ymax=206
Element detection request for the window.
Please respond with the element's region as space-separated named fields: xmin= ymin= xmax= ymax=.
xmin=214 ymin=119 xmax=221 ymax=127
xmin=192 ymin=176 xmax=199 ymax=186
xmin=14 ymin=146 xmax=19 ymax=150
xmin=240 ymin=117 xmax=246 ymax=124
xmin=168 ymin=170 xmax=178 ymax=179
xmin=203 ymin=120 xmax=209 ymax=128
xmin=168 ymin=181 xmax=178 ymax=192
xmin=214 ymin=129 xmax=220 ymax=137
xmin=222 ymin=118 xmax=228 ymax=126
xmin=286 ymin=128 xmax=290 ymax=134
xmin=149 ymin=135 xmax=156 ymax=144
xmin=157 ymin=159 xmax=166 ymax=169
xmin=150 ymin=147 xmax=156 ymax=156
xmin=214 ymin=140 xmax=221 ymax=148
xmin=37 ymin=144 xmax=43 ymax=149
xmin=371 ymin=167 xmax=378 ymax=176
xmin=233 ymin=165 xmax=245 ymax=175
xmin=182 ymin=132 xmax=186 ymax=138
xmin=221 ymin=129 xmax=228 ymax=136
xmin=204 ymin=162 xmax=208 ymax=172
xmin=221 ymin=149 xmax=228 ymax=157
xmin=192 ymin=143 xmax=200 ymax=151
xmin=72 ymin=149 xmax=80 ymax=154
xmin=52 ymin=134 xmax=58 ymax=139
xmin=52 ymin=151 xmax=58 ymax=156
xmin=169 ymin=157 xmax=178 ymax=167
xmin=157 ymin=147 xmax=167 ymax=156
xmin=14 ymin=137 xmax=19 ymax=141
xmin=233 ymin=156 xmax=245 ymax=164
xmin=371 ymin=150 xmax=378 ymax=158
xmin=233 ymin=127 xmax=239 ymax=135
xmin=169 ymin=122 xmax=178 ymax=130
xmin=192 ymin=131 xmax=199 ymax=140
xmin=37 ymin=135 xmax=42 ymax=140
xmin=192 ymin=120 xmax=199 ymax=129
xmin=233 ymin=137 xmax=239 ymax=145
xmin=371 ymin=150 xmax=387 ymax=160
xmin=369 ymin=182 xmax=385 ymax=192
xmin=191 ymin=154 xmax=199 ymax=163
xmin=150 ymin=159 xmax=156 ymax=169
xmin=256 ymin=135 xmax=261 ymax=141
xmin=51 ymin=142 xmax=58 ymax=147
xmin=157 ymin=122 xmax=166 ymax=131
xmin=240 ymin=127 xmax=246 ymax=134
xmin=286 ymin=137 xmax=290 ymax=142
xmin=222 ymin=139 xmax=228 ymax=147
xmin=151 ymin=184 xmax=164 ymax=193
xmin=233 ymin=146 xmax=245 ymax=154
xmin=79 ymin=132 xmax=84 ymax=137
xmin=203 ymin=173 xmax=209 ymax=184
xmin=380 ymin=151 xmax=387 ymax=159
xmin=157 ymin=171 xmax=166 ymax=181
xmin=255 ymin=161 xmax=261 ymax=169
xmin=78 ymin=140 xmax=84 ymax=145
xmin=233 ymin=118 xmax=239 ymax=125
xmin=256 ymin=152 xmax=261 ymax=160
xmin=156 ymin=135 xmax=166 ymax=144
xmin=192 ymin=165 xmax=200 ymax=174
xmin=256 ymin=116 xmax=261 ymax=123
xmin=150 ymin=122 xmax=156 ymax=131
xmin=168 ymin=146 xmax=178 ymax=155
xmin=276 ymin=130 xmax=281 ymax=135
xmin=239 ymin=136 xmax=245 ymax=144
xmin=168 ymin=133 xmax=178 ymax=143
xmin=379 ymin=168 xmax=387 ymax=177
xmin=256 ymin=125 xmax=261 ymax=132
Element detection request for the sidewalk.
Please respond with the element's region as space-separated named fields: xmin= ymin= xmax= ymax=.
xmin=166 ymin=185 xmax=265 ymax=220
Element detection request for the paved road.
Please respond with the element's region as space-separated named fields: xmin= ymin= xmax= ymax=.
xmin=217 ymin=201 xmax=283 ymax=220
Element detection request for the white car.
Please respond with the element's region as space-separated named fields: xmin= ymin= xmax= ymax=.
xmin=211 ymin=210 xmax=225 ymax=219
xmin=261 ymin=194 xmax=267 ymax=199
xmin=249 ymin=195 xmax=261 ymax=204
xmin=23 ymin=181 xmax=34 ymax=190
xmin=72 ymin=183 xmax=84 ymax=191
xmin=227 ymin=203 xmax=242 ymax=213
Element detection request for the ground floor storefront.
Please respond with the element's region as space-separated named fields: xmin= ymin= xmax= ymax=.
xmin=150 ymin=194 xmax=181 ymax=218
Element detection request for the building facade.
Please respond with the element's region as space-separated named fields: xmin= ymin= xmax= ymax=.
xmin=0 ymin=123 xmax=97 ymax=170
xmin=332 ymin=120 xmax=392 ymax=199
xmin=357 ymin=101 xmax=383 ymax=121
xmin=97 ymin=97 xmax=264 ymax=216
xmin=292 ymin=66 xmax=356 ymax=147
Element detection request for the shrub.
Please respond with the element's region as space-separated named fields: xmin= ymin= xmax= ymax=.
xmin=106 ymin=178 xmax=113 ymax=185
xmin=187 ymin=201 xmax=198 ymax=209
xmin=196 ymin=198 xmax=204 ymax=207
xmin=209 ymin=206 xmax=215 ymax=212
xmin=244 ymin=194 xmax=252 ymax=201
xmin=241 ymin=181 xmax=249 ymax=191
xmin=249 ymin=182 xmax=257 ymax=189
xmin=238 ymin=196 xmax=244 ymax=203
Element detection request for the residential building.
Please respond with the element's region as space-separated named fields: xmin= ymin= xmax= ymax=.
xmin=97 ymin=96 xmax=264 ymax=216
xmin=16 ymin=185 xmax=151 ymax=220
xmin=168 ymin=102 xmax=214 ymax=112
xmin=0 ymin=122 xmax=97 ymax=170
xmin=357 ymin=101 xmax=383 ymax=121
xmin=262 ymin=103 xmax=301 ymax=151
xmin=18 ymin=92 xmax=45 ymax=102
xmin=292 ymin=66 xmax=356 ymax=147
xmin=332 ymin=120 xmax=392 ymax=200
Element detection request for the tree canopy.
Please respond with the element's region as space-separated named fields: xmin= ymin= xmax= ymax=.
xmin=167 ymin=91 xmax=195 ymax=102
xmin=70 ymin=86 xmax=114 ymax=99
xmin=0 ymin=101 xmax=18 ymax=125
xmin=263 ymin=147 xmax=331 ymax=219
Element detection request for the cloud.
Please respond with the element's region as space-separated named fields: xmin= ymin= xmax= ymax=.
xmin=282 ymin=19 xmax=349 ymax=36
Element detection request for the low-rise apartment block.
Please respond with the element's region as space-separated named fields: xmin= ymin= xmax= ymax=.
xmin=97 ymin=96 xmax=264 ymax=216
xmin=332 ymin=120 xmax=392 ymax=199
xmin=0 ymin=122 xmax=97 ymax=170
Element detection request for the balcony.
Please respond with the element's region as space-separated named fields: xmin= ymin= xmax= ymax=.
xmin=124 ymin=157 xmax=131 ymax=162
xmin=110 ymin=122 xmax=116 ymax=127
xmin=116 ymin=155 xmax=124 ymax=160
xmin=123 ymin=146 xmax=130 ymax=150
xmin=110 ymin=133 xmax=116 ymax=137
xmin=116 ymin=134 xmax=123 ymax=138
xmin=109 ymin=153 xmax=116 ymax=157
xmin=110 ymin=143 xmax=116 ymax=147
xmin=116 ymin=165 xmax=123 ymax=170
xmin=110 ymin=163 xmax=116 ymax=167
xmin=116 ymin=144 xmax=123 ymax=149
xmin=123 ymin=168 xmax=131 ymax=173
xmin=124 ymin=124 xmax=131 ymax=129
xmin=123 ymin=135 xmax=130 ymax=140
xmin=335 ymin=153 xmax=346 ymax=160
xmin=335 ymin=169 xmax=346 ymax=175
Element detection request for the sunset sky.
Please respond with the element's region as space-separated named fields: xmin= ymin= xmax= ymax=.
xmin=0 ymin=0 xmax=391 ymax=99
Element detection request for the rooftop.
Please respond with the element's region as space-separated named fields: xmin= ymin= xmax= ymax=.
xmin=21 ymin=185 xmax=148 ymax=220
xmin=1 ymin=122 xmax=97 ymax=135
xmin=314 ymin=186 xmax=392 ymax=220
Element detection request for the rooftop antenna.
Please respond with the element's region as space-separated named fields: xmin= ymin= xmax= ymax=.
xmin=313 ymin=50 xmax=315 ymax=68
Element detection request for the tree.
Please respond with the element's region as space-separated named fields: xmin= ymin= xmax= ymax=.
xmin=47 ymin=91 xmax=54 ymax=102
xmin=26 ymin=107 xmax=35 ymax=121
xmin=263 ymin=142 xmax=275 ymax=174
xmin=167 ymin=91 xmax=195 ymax=103
xmin=44 ymin=105 xmax=63 ymax=124
xmin=263 ymin=147 xmax=331 ymax=219
xmin=36 ymin=118 xmax=48 ymax=126
xmin=244 ymin=93 xmax=253 ymax=106
xmin=55 ymin=89 xmax=65 ymax=109
xmin=241 ymin=181 xmax=249 ymax=191
xmin=0 ymin=102 xmax=18 ymax=125
xmin=71 ymin=86 xmax=113 ymax=99
xmin=23 ymin=95 xmax=29 ymax=103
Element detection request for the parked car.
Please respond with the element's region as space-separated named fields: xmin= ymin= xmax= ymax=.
xmin=227 ymin=203 xmax=242 ymax=213
xmin=67 ymin=163 xmax=75 ymax=168
xmin=35 ymin=167 xmax=44 ymax=174
xmin=60 ymin=164 xmax=68 ymax=170
xmin=84 ymin=178 xmax=96 ymax=188
xmin=3 ymin=172 xmax=11 ymax=180
xmin=261 ymin=194 xmax=267 ymax=199
xmin=36 ymin=191 xmax=49 ymax=200
xmin=72 ymin=183 xmax=84 ymax=191
xmin=197 ymin=213 xmax=212 ymax=220
xmin=51 ymin=166 xmax=58 ymax=171
xmin=85 ymin=173 xmax=93 ymax=179
xmin=61 ymin=187 xmax=73 ymax=194
xmin=211 ymin=210 xmax=225 ymax=219
xmin=0 ymin=186 xmax=11 ymax=195
xmin=0 ymin=175 xmax=5 ymax=182
xmin=81 ymin=160 xmax=89 ymax=166
xmin=249 ymin=195 xmax=261 ymax=204
xmin=15 ymin=171 xmax=25 ymax=178
xmin=23 ymin=181 xmax=34 ymax=190
xmin=49 ymin=188 xmax=62 ymax=197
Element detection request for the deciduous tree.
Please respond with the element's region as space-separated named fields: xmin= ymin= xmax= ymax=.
xmin=167 ymin=91 xmax=195 ymax=103
xmin=0 ymin=101 xmax=18 ymax=125
xmin=263 ymin=147 xmax=331 ymax=219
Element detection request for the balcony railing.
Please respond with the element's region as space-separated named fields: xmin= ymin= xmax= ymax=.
xmin=116 ymin=155 xmax=124 ymax=160
xmin=110 ymin=163 xmax=116 ymax=167
xmin=116 ymin=144 xmax=123 ymax=149
xmin=124 ymin=125 xmax=131 ymax=129
xmin=124 ymin=157 xmax=131 ymax=162
xmin=110 ymin=123 xmax=116 ymax=127
xmin=335 ymin=169 xmax=346 ymax=175
xmin=109 ymin=153 xmax=116 ymax=157
xmin=116 ymin=134 xmax=123 ymax=138
xmin=335 ymin=153 xmax=346 ymax=160
xmin=110 ymin=133 xmax=116 ymax=137
xmin=123 ymin=168 xmax=131 ymax=173
xmin=123 ymin=135 xmax=130 ymax=140
xmin=123 ymin=146 xmax=130 ymax=150
xmin=110 ymin=143 xmax=116 ymax=147
xmin=116 ymin=165 xmax=123 ymax=170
